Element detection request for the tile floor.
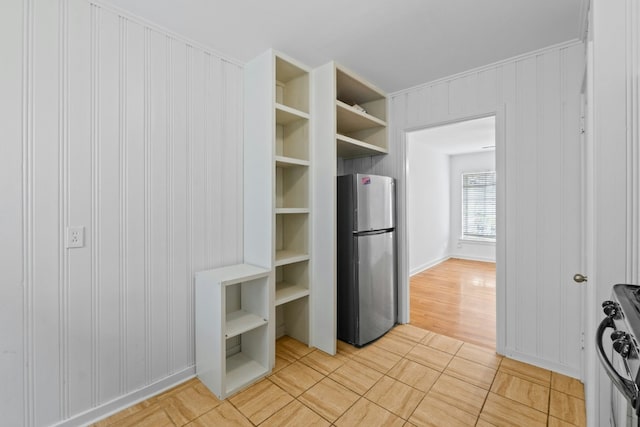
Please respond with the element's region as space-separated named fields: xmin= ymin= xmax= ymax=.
xmin=94 ymin=325 xmax=586 ymax=426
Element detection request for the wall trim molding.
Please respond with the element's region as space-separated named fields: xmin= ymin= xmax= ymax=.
xmin=88 ymin=0 xmax=244 ymax=67
xmin=503 ymin=348 xmax=580 ymax=380
xmin=409 ymin=255 xmax=496 ymax=277
xmin=449 ymin=254 xmax=497 ymax=263
xmin=409 ymin=256 xmax=450 ymax=276
xmin=51 ymin=366 xmax=195 ymax=427
xmin=390 ymin=39 xmax=583 ymax=97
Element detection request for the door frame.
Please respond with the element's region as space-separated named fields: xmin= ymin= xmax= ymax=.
xmin=398 ymin=105 xmax=507 ymax=354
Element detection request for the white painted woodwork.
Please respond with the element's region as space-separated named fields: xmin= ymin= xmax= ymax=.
xmin=344 ymin=41 xmax=585 ymax=378
xmin=243 ymin=50 xmax=312 ymax=365
xmin=310 ymin=62 xmax=338 ymax=355
xmin=195 ymin=264 xmax=270 ymax=399
xmin=0 ymin=1 xmax=26 ymax=425
xmin=0 ymin=1 xmax=244 ymax=425
xmin=585 ymin=1 xmax=640 ymax=426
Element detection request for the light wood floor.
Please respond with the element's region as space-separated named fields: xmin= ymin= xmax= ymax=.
xmin=94 ymin=328 xmax=586 ymax=426
xmin=410 ymin=258 xmax=496 ymax=349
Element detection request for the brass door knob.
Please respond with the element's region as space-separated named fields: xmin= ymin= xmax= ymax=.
xmin=573 ymin=273 xmax=588 ymax=283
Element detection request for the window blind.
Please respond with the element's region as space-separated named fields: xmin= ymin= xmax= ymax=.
xmin=462 ymin=171 xmax=496 ymax=240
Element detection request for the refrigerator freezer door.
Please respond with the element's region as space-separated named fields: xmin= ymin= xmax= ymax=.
xmin=355 ymin=174 xmax=395 ymax=232
xmin=355 ymin=230 xmax=396 ymax=345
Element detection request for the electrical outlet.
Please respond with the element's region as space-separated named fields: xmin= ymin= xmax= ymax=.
xmin=66 ymin=226 xmax=85 ymax=248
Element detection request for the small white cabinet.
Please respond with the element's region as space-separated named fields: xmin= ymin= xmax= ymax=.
xmin=195 ymin=263 xmax=270 ymax=399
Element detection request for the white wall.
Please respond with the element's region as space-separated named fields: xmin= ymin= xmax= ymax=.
xmin=0 ymin=1 xmax=244 ymax=425
xmin=407 ymin=139 xmax=450 ymax=275
xmin=449 ymin=151 xmax=496 ymax=262
xmin=346 ymin=41 xmax=584 ymax=377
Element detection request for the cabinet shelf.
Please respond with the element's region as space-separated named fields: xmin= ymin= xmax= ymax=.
xmin=336 ymin=100 xmax=386 ymax=133
xmin=275 ymin=250 xmax=309 ymax=266
xmin=225 ymin=352 xmax=269 ymax=396
xmin=276 ymin=103 xmax=309 ymax=125
xmin=275 ymin=56 xmax=309 ymax=114
xmin=275 ymin=156 xmax=309 ymax=168
xmin=275 ymin=208 xmax=309 ymax=214
xmin=276 ymin=164 xmax=308 ymax=209
xmin=336 ymin=65 xmax=386 ymax=106
xmin=337 ymin=133 xmax=388 ymax=159
xmin=225 ymin=310 xmax=268 ymax=338
xmin=275 ymin=281 xmax=310 ymax=306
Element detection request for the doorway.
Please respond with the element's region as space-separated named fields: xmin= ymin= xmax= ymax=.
xmin=406 ymin=116 xmax=498 ymax=349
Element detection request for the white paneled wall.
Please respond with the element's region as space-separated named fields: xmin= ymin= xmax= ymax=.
xmin=346 ymin=41 xmax=585 ymax=377
xmin=0 ymin=1 xmax=243 ymax=425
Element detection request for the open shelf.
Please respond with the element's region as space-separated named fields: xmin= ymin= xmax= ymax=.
xmin=337 ymin=133 xmax=388 ymax=159
xmin=225 ymin=352 xmax=269 ymax=395
xmin=276 ymin=103 xmax=309 ymax=125
xmin=275 ymin=156 xmax=309 ymax=168
xmin=275 ymin=56 xmax=309 ymax=113
xmin=275 ymin=294 xmax=309 ymax=343
xmin=276 ymin=208 xmax=309 ymax=214
xmin=275 ymin=213 xmax=308 ymax=261
xmin=225 ymin=310 xmax=268 ymax=338
xmin=336 ymin=66 xmax=386 ymax=106
xmin=331 ymin=64 xmax=388 ymax=159
xmin=276 ymin=165 xmax=309 ymax=209
xmin=276 ymin=118 xmax=308 ymax=162
xmin=275 ymin=282 xmax=310 ymax=306
xmin=336 ymin=100 xmax=386 ymax=133
xmin=275 ymin=250 xmax=309 ymax=266
xmin=275 ymin=261 xmax=309 ymax=305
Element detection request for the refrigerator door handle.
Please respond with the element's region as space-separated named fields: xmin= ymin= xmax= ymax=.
xmin=353 ymin=229 xmax=394 ymax=237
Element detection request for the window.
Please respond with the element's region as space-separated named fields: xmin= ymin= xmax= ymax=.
xmin=462 ymin=171 xmax=496 ymax=241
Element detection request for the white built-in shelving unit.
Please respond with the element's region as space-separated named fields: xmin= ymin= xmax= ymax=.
xmin=196 ymin=56 xmax=388 ymax=394
xmin=244 ymin=50 xmax=312 ymax=366
xmin=195 ymin=264 xmax=270 ymax=400
xmin=311 ymin=62 xmax=388 ymax=355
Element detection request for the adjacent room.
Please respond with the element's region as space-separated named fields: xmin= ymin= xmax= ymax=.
xmin=407 ymin=117 xmax=497 ymax=349
xmin=2 ymin=1 xmax=637 ymax=427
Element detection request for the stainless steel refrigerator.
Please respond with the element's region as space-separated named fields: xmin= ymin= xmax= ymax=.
xmin=337 ymin=174 xmax=397 ymax=347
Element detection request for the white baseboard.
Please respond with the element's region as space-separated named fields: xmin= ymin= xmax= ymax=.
xmin=501 ymin=347 xmax=581 ymax=381
xmin=410 ymin=256 xmax=450 ymax=276
xmin=449 ymin=254 xmax=496 ymax=263
xmin=52 ymin=366 xmax=196 ymax=427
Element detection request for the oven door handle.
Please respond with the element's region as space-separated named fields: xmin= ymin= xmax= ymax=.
xmin=596 ymin=316 xmax=638 ymax=407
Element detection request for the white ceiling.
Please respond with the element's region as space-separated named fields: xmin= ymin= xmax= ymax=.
xmin=106 ymin=0 xmax=587 ymax=93
xmin=408 ymin=116 xmax=496 ymax=155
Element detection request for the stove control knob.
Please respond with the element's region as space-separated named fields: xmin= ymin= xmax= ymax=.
xmin=604 ymin=303 xmax=620 ymax=318
xmin=611 ymin=331 xmax=629 ymax=341
xmin=613 ymin=338 xmax=631 ymax=359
